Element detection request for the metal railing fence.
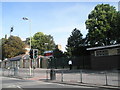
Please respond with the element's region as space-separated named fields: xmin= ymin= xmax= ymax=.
xmin=2 ymin=68 xmax=119 ymax=87
xmin=46 ymin=69 xmax=119 ymax=87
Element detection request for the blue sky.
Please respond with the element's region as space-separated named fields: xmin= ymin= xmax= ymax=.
xmin=2 ymin=2 xmax=118 ymax=51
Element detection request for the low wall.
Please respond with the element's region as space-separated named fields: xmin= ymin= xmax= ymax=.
xmin=91 ymin=55 xmax=119 ymax=70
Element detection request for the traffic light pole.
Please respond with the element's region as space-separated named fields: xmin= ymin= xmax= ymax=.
xmin=29 ymin=49 xmax=38 ymax=76
xmin=29 ymin=59 xmax=32 ymax=76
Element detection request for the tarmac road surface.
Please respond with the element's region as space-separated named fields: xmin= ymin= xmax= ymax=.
xmin=1 ymin=76 xmax=112 ymax=90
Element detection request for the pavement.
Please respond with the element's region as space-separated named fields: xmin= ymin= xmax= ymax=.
xmin=3 ymin=68 xmax=119 ymax=90
xmin=47 ymin=80 xmax=120 ymax=90
xmin=23 ymin=77 xmax=119 ymax=90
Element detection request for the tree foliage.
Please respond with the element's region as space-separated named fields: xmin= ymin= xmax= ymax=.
xmin=85 ymin=4 xmax=118 ymax=46
xmin=2 ymin=36 xmax=26 ymax=59
xmin=53 ymin=45 xmax=63 ymax=58
xmin=31 ymin=32 xmax=56 ymax=55
xmin=115 ymin=11 xmax=120 ymax=43
xmin=66 ymin=28 xmax=85 ymax=56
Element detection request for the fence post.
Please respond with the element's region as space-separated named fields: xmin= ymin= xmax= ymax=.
xmin=8 ymin=68 xmax=10 ymax=76
xmin=80 ymin=69 xmax=83 ymax=83
xmin=7 ymin=69 xmax=9 ymax=76
xmin=2 ymin=68 xmax=4 ymax=76
xmin=33 ymin=66 xmax=35 ymax=76
xmin=61 ymin=71 xmax=63 ymax=82
xmin=105 ymin=71 xmax=108 ymax=86
xmin=46 ymin=70 xmax=48 ymax=80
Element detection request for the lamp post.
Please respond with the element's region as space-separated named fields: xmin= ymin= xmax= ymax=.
xmin=22 ymin=17 xmax=31 ymax=49
xmin=23 ymin=17 xmax=32 ymax=76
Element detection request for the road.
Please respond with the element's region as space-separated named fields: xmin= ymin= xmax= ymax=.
xmin=1 ymin=76 xmax=111 ymax=90
xmin=2 ymin=68 xmax=119 ymax=88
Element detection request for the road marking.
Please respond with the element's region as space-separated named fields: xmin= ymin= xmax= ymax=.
xmin=17 ymin=86 xmax=24 ymax=90
xmin=55 ymin=83 xmax=94 ymax=88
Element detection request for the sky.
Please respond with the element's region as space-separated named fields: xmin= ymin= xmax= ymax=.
xmin=1 ymin=1 xmax=119 ymax=51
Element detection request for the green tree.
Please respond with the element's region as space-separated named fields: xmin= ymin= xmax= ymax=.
xmin=0 ymin=38 xmax=4 ymax=60
xmin=31 ymin=32 xmax=55 ymax=55
xmin=24 ymin=37 xmax=30 ymax=45
xmin=2 ymin=36 xmax=26 ymax=59
xmin=66 ymin=28 xmax=84 ymax=56
xmin=85 ymin=4 xmax=118 ymax=46
xmin=115 ymin=11 xmax=120 ymax=43
xmin=53 ymin=46 xmax=63 ymax=58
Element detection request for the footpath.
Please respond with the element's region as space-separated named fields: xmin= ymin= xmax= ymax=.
xmin=23 ymin=77 xmax=119 ymax=90
xmin=21 ymin=68 xmax=120 ymax=89
xmin=2 ymin=68 xmax=120 ymax=89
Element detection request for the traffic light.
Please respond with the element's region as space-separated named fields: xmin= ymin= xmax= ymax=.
xmin=34 ymin=49 xmax=38 ymax=59
xmin=29 ymin=49 xmax=33 ymax=59
xmin=10 ymin=27 xmax=13 ymax=32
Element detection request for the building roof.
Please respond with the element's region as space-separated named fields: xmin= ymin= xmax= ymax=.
xmin=8 ymin=56 xmax=22 ymax=61
xmin=23 ymin=54 xmax=30 ymax=60
xmin=87 ymin=44 xmax=120 ymax=51
xmin=8 ymin=54 xmax=29 ymax=61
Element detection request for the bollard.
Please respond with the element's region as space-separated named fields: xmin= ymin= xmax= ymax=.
xmin=61 ymin=71 xmax=63 ymax=82
xmin=105 ymin=71 xmax=108 ymax=86
xmin=50 ymin=69 xmax=56 ymax=80
xmin=80 ymin=70 xmax=82 ymax=83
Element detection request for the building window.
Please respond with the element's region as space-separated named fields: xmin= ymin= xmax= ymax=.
xmin=117 ymin=48 xmax=120 ymax=54
xmin=108 ymin=49 xmax=117 ymax=56
xmin=95 ymin=50 xmax=108 ymax=56
xmin=95 ymin=48 xmax=120 ymax=57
